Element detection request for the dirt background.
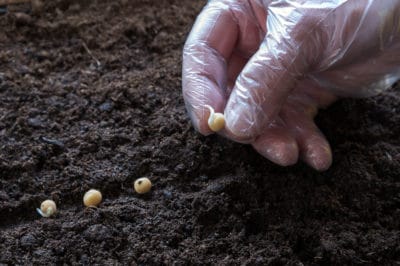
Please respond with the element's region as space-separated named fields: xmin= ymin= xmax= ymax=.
xmin=0 ymin=0 xmax=399 ymax=265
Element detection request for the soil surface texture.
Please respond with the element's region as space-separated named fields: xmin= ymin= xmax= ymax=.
xmin=0 ymin=0 xmax=399 ymax=265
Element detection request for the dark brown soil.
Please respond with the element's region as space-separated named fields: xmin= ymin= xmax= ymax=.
xmin=0 ymin=0 xmax=399 ymax=265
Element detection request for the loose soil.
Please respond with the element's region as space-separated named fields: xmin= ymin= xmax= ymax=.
xmin=0 ymin=0 xmax=399 ymax=265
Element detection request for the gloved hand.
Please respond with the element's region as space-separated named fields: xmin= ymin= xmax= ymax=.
xmin=182 ymin=0 xmax=400 ymax=170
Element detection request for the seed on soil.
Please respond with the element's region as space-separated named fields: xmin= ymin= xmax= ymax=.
xmin=134 ymin=177 xmax=152 ymax=194
xmin=37 ymin=199 xmax=57 ymax=218
xmin=83 ymin=189 xmax=102 ymax=207
xmin=205 ymin=105 xmax=225 ymax=132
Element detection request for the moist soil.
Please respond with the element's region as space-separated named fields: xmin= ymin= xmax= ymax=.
xmin=0 ymin=0 xmax=399 ymax=265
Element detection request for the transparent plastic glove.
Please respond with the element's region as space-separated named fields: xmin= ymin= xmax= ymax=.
xmin=182 ymin=0 xmax=400 ymax=170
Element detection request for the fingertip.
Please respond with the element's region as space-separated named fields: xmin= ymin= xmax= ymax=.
xmin=224 ymin=113 xmax=256 ymax=143
xmin=303 ymin=144 xmax=332 ymax=171
xmin=264 ymin=140 xmax=299 ymax=166
xmin=252 ymin=130 xmax=299 ymax=166
xmin=224 ymin=96 xmax=260 ymax=143
xmin=187 ymin=104 xmax=218 ymax=136
xmin=280 ymin=108 xmax=333 ymax=171
xmin=193 ymin=120 xmax=213 ymax=136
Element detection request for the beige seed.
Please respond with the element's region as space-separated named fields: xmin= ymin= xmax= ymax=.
xmin=206 ymin=105 xmax=225 ymax=132
xmin=83 ymin=189 xmax=102 ymax=207
xmin=37 ymin=199 xmax=57 ymax=218
xmin=134 ymin=177 xmax=152 ymax=194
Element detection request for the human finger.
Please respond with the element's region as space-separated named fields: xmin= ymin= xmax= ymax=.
xmin=224 ymin=2 xmax=316 ymax=142
xmin=182 ymin=1 xmax=238 ymax=135
xmin=252 ymin=119 xmax=299 ymax=167
xmin=281 ymin=106 xmax=332 ymax=171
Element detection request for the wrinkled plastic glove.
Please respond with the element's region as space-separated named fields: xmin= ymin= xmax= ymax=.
xmin=182 ymin=0 xmax=400 ymax=170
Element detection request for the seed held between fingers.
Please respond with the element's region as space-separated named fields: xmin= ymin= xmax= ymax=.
xmin=134 ymin=177 xmax=152 ymax=194
xmin=37 ymin=199 xmax=57 ymax=218
xmin=83 ymin=189 xmax=102 ymax=207
xmin=205 ymin=105 xmax=225 ymax=132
